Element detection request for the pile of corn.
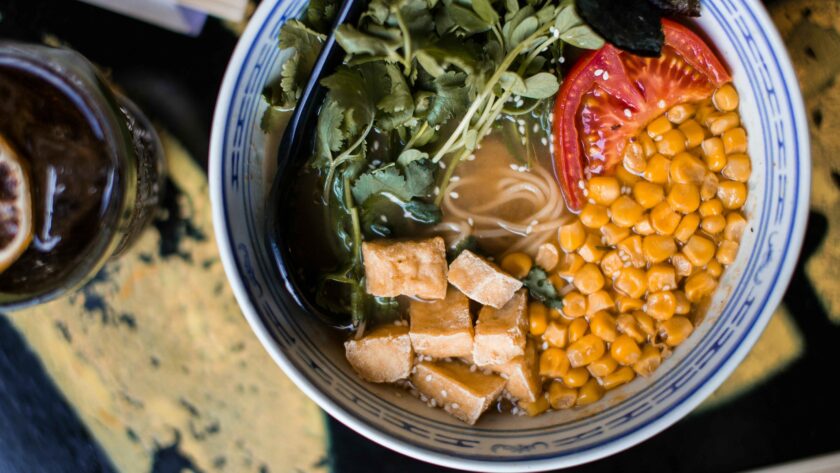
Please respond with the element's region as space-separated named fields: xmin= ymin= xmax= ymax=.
xmin=501 ymin=84 xmax=751 ymax=415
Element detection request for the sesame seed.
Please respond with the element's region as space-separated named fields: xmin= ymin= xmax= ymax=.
xmin=624 ymin=109 xmax=632 ymax=118
xmin=451 ymin=175 xmax=460 ymax=182
xmin=451 ymin=403 xmax=460 ymax=410
xmin=532 ymin=123 xmax=540 ymax=133
xmin=467 ymin=154 xmax=476 ymax=161
xmin=541 ymin=341 xmax=549 ymax=350
xmin=439 ymin=161 xmax=446 ymax=169
xmin=450 ymin=191 xmax=460 ymax=199
xmin=430 ymin=399 xmax=437 ymax=407
xmin=541 ymin=137 xmax=548 ymax=146
xmin=441 ymin=390 xmax=448 ymax=398
xmin=658 ymin=99 xmax=666 ymax=108
xmin=434 ymin=186 xmax=440 ymax=196
xmin=603 ymin=71 xmax=610 ymax=80
xmin=467 ymin=217 xmax=474 ymax=226
xmin=425 ymin=375 xmax=432 ymax=382
xmin=380 ymin=215 xmax=388 ymax=223
xmin=594 ymin=69 xmax=604 ymax=77
xmin=559 ymin=56 xmax=565 ymax=64
xmin=372 ymin=142 xmax=380 ymax=151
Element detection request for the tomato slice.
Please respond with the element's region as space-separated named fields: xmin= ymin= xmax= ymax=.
xmin=552 ymin=19 xmax=731 ymax=212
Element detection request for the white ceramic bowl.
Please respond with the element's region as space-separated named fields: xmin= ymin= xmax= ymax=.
xmin=209 ymin=1 xmax=810 ymax=470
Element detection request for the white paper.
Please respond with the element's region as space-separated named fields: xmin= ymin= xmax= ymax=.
xmin=76 ymin=0 xmax=208 ymax=35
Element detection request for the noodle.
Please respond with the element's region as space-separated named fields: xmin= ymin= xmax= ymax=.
xmin=435 ymin=157 xmax=572 ymax=256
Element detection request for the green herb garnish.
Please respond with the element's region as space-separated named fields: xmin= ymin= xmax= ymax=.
xmin=522 ymin=266 xmax=563 ymax=309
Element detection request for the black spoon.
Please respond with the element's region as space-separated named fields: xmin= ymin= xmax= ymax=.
xmin=265 ymin=0 xmax=366 ymax=328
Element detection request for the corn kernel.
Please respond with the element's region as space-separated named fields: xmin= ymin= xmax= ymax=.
xmin=710 ymin=112 xmax=740 ymax=136
xmin=574 ymin=263 xmax=605 ymax=296
xmin=674 ymin=212 xmax=700 ymax=243
xmin=722 ymin=153 xmax=751 ymax=182
xmin=539 ymin=347 xmax=570 ymax=378
xmin=642 ymin=235 xmax=677 ymax=264
xmin=568 ymin=318 xmax=589 ymax=343
xmin=610 ymin=335 xmax=642 ymax=366
xmin=673 ymin=290 xmax=690 ymax=314
xmin=548 ymin=381 xmax=578 ymax=409
xmin=633 ymin=181 xmax=665 ymax=209
xmin=616 ymin=295 xmax=644 ymax=313
xmin=602 ymin=366 xmax=636 ymax=390
xmin=683 ymin=234 xmax=716 ymax=267
xmin=588 ymin=176 xmax=621 ymax=206
xmin=717 ymin=180 xmax=747 ymax=209
xmin=684 ymin=271 xmax=718 ymax=302
xmin=535 ymin=243 xmax=560 ymax=272
xmin=667 ymin=183 xmax=701 ymax=214
xmin=614 ymin=267 xmax=648 ymax=299
xmin=617 ymin=235 xmax=645 ymax=268
xmin=634 ymin=310 xmax=656 ymax=337
xmin=500 ymin=252 xmax=533 ymax=279
xmin=701 ymin=215 xmax=726 ymax=234
xmin=611 ymin=195 xmax=645 ymax=228
xmin=616 ymin=313 xmax=646 ymax=343
xmin=576 ymin=379 xmax=604 ymax=406
xmin=713 ymin=83 xmax=739 ymax=112
xmin=555 ymin=253 xmax=585 ymax=279
xmin=639 ymin=133 xmax=657 ymax=157
xmin=588 ymin=354 xmax=618 ymax=377
xmin=633 ymin=214 xmax=655 ymax=235
xmin=699 ymin=199 xmax=724 ymax=217
xmin=563 ymin=367 xmax=590 ymax=388
xmin=543 ymin=321 xmax=569 ymax=349
xmin=700 ymin=172 xmax=720 ymax=201
xmin=580 ymin=203 xmax=610 ymax=229
xmin=717 ymin=240 xmax=740 ymax=265
xmin=701 ymin=111 xmax=723 ymax=128
xmin=520 ymin=394 xmax=550 ymax=416
xmin=647 ymin=115 xmax=673 ymax=138
xmin=587 ymin=291 xmax=615 ymax=316
xmin=562 ymin=291 xmax=587 ymax=318
xmin=601 ymin=223 xmax=630 ymax=246
xmin=632 ymin=344 xmax=662 ymax=377
xmin=659 ymin=316 xmax=693 ymax=346
xmin=578 ymin=233 xmax=606 ymax=263
xmin=567 ymin=334 xmax=606 ymax=368
xmin=646 ymin=290 xmax=677 ymax=320
xmin=657 ymin=129 xmax=687 ymax=156
xmin=679 ymin=119 xmax=705 ymax=149
xmin=600 ymin=250 xmax=624 ymax=279
xmin=672 ymin=253 xmax=693 ymax=277
xmin=643 ymin=154 xmax=671 ymax=184
xmin=666 ymin=103 xmax=696 ymax=124
xmin=650 ymin=201 xmax=682 ymax=235
xmin=647 ymin=264 xmax=676 ymax=292
xmin=723 ymin=127 xmax=747 ymax=154
xmin=670 ymin=152 xmax=706 ymax=184
xmin=529 ymin=302 xmax=549 ymax=336
xmin=701 ymin=137 xmax=727 ymax=172
xmin=725 ymin=212 xmax=747 ymax=241
xmin=695 ymin=99 xmax=716 ymax=124
xmin=558 ymin=221 xmax=586 ymax=252
xmin=617 ymin=164 xmax=642 ymax=185
xmin=589 ymin=310 xmax=617 ymax=342
xmin=622 ymin=141 xmax=646 ymax=174
xmin=707 ymin=259 xmax=723 ymax=277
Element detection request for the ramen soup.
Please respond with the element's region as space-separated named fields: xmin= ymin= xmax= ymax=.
xmin=281 ymin=2 xmax=750 ymax=424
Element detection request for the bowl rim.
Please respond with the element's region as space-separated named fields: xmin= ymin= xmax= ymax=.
xmin=209 ymin=0 xmax=811 ymax=470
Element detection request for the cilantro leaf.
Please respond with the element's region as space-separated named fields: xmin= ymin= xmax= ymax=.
xmin=302 ymin=0 xmax=338 ymax=33
xmin=424 ymin=71 xmax=470 ymax=126
xmin=522 ymin=266 xmax=564 ymax=309
xmin=262 ymin=21 xmax=326 ymax=115
xmin=352 ymin=165 xmax=410 ymax=203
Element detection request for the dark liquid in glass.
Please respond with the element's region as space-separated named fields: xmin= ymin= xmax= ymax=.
xmin=0 ymin=64 xmax=116 ymax=292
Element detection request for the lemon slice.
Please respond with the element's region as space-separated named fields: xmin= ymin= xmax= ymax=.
xmin=0 ymin=134 xmax=32 ymax=273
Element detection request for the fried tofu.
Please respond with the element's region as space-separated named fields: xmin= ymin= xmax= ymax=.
xmin=409 ymin=288 xmax=474 ymax=358
xmin=472 ymin=290 xmax=528 ymax=366
xmin=344 ymin=324 xmax=413 ymax=383
xmin=411 ymin=361 xmax=505 ymax=425
xmin=447 ymin=250 xmax=523 ymax=308
xmin=362 ymin=237 xmax=447 ymax=299
xmin=487 ymin=340 xmax=541 ymax=402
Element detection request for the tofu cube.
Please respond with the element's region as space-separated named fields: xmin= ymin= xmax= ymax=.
xmin=472 ymin=290 xmax=528 ymax=366
xmin=362 ymin=237 xmax=447 ymax=299
xmin=344 ymin=324 xmax=413 ymax=383
xmin=447 ymin=250 xmax=523 ymax=308
xmin=487 ymin=340 xmax=542 ymax=402
xmin=409 ymin=288 xmax=474 ymax=358
xmin=411 ymin=361 xmax=505 ymax=425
